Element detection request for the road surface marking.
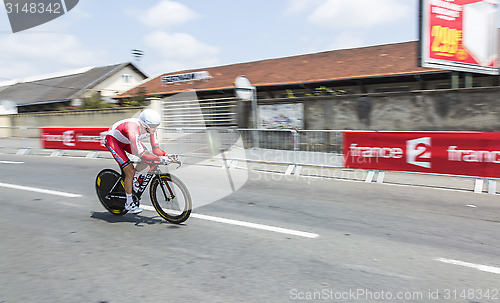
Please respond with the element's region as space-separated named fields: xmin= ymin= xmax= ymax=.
xmin=435 ymin=258 xmax=500 ymax=275
xmin=192 ymin=213 xmax=319 ymax=238
xmin=140 ymin=205 xmax=318 ymax=238
xmin=0 ymin=160 xmax=24 ymax=164
xmin=0 ymin=182 xmax=82 ymax=198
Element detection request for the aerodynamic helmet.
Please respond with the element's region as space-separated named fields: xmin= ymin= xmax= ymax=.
xmin=138 ymin=109 xmax=161 ymax=131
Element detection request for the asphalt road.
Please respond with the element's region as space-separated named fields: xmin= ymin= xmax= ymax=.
xmin=1 ymin=153 xmax=500 ymax=303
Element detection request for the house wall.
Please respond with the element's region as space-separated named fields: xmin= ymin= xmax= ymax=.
xmin=80 ymin=66 xmax=147 ymax=99
xmin=3 ymin=86 xmax=500 ymax=138
xmin=265 ymin=75 xmax=499 ymax=98
xmin=0 ymin=114 xmax=11 ymax=137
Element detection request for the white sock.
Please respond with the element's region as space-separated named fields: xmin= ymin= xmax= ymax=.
xmin=126 ymin=193 xmax=133 ymax=205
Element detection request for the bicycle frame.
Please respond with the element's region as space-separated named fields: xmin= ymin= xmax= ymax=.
xmin=105 ymin=161 xmax=175 ymax=202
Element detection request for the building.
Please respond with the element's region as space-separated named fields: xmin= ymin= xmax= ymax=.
xmin=116 ymin=40 xmax=500 ymax=129
xmin=117 ymin=40 xmax=499 ymax=101
xmin=0 ymin=62 xmax=147 ymax=113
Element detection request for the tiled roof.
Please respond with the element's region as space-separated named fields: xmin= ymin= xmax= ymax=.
xmin=119 ymin=41 xmax=441 ymax=98
xmin=0 ymin=62 xmax=146 ymax=106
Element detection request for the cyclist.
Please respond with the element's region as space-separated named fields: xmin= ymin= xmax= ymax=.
xmin=104 ymin=109 xmax=171 ymax=214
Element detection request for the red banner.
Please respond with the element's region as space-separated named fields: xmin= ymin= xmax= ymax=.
xmin=40 ymin=128 xmax=108 ymax=151
xmin=344 ymin=132 xmax=500 ymax=178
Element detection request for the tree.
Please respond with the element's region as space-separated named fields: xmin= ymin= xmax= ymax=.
xmin=80 ymin=91 xmax=115 ymax=109
xmin=121 ymin=87 xmax=151 ymax=107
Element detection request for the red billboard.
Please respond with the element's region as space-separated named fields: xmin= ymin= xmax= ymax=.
xmin=344 ymin=132 xmax=500 ymax=178
xmin=420 ymin=0 xmax=499 ymax=75
xmin=40 ymin=128 xmax=108 ymax=151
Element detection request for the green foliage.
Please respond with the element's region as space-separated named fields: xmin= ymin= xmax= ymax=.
xmin=285 ymin=89 xmax=296 ymax=98
xmin=305 ymin=86 xmax=347 ymax=97
xmin=121 ymin=87 xmax=151 ymax=107
xmin=284 ymin=86 xmax=347 ymax=98
xmin=80 ymin=92 xmax=116 ymax=109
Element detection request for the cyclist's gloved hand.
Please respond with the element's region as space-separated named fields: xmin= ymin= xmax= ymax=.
xmin=160 ymin=156 xmax=171 ymax=165
xmin=169 ymin=154 xmax=179 ymax=163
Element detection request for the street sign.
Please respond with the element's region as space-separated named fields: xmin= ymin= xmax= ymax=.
xmin=234 ymin=76 xmax=254 ymax=100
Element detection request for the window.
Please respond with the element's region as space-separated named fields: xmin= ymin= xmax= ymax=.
xmin=121 ymin=74 xmax=132 ymax=83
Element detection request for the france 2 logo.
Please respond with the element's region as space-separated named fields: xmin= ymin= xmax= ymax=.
xmin=406 ymin=137 xmax=431 ymax=168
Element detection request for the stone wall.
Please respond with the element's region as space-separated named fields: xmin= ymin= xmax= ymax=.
xmin=3 ymin=86 xmax=500 ymax=137
xmin=0 ymin=107 xmax=143 ymax=137
xmin=252 ymin=86 xmax=500 ymax=131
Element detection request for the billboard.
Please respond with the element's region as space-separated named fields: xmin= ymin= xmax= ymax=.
xmin=40 ymin=128 xmax=108 ymax=151
xmin=419 ymin=0 xmax=499 ymax=75
xmin=344 ymin=132 xmax=500 ymax=178
xmin=259 ymin=103 xmax=304 ymax=129
xmin=161 ymin=71 xmax=212 ymax=85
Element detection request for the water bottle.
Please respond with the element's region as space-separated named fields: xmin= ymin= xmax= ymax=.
xmin=133 ymin=174 xmax=144 ymax=192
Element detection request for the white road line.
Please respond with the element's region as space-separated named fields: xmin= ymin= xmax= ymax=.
xmin=0 ymin=160 xmax=24 ymax=164
xmin=0 ymin=182 xmax=82 ymax=198
xmin=192 ymin=213 xmax=319 ymax=238
xmin=141 ymin=205 xmax=156 ymax=212
xmin=435 ymin=258 xmax=500 ymax=275
xmin=140 ymin=205 xmax=318 ymax=238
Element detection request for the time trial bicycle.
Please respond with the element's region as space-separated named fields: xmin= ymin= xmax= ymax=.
xmin=95 ymin=157 xmax=191 ymax=224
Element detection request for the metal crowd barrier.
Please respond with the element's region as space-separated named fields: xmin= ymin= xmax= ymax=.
xmin=0 ymin=126 xmax=344 ymax=163
xmin=0 ymin=126 xmax=498 ymax=194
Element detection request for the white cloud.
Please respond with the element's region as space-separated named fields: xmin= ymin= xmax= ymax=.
xmin=284 ymin=0 xmax=324 ymax=16
xmin=130 ymin=0 xmax=199 ymax=29
xmin=144 ymin=31 xmax=220 ymax=74
xmin=65 ymin=4 xmax=92 ymax=20
xmin=327 ymin=31 xmax=365 ymax=50
xmin=0 ymin=33 xmax=107 ymax=79
xmin=129 ymin=1 xmax=217 ymax=74
xmin=308 ymin=0 xmax=412 ymax=29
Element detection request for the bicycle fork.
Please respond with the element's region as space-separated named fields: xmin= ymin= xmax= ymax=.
xmin=157 ymin=174 xmax=175 ymax=202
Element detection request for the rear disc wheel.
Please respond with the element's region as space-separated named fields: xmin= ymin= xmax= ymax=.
xmin=95 ymin=169 xmax=128 ymax=215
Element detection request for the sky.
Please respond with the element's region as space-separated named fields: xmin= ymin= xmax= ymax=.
xmin=0 ymin=0 xmax=436 ymax=81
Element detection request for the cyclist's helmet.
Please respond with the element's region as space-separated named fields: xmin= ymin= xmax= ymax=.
xmin=138 ymin=109 xmax=161 ymax=132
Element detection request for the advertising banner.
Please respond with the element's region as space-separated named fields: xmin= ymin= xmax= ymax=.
xmin=40 ymin=128 xmax=108 ymax=151
xmin=259 ymin=103 xmax=304 ymax=129
xmin=344 ymin=132 xmax=500 ymax=178
xmin=420 ymin=0 xmax=499 ymax=75
xmin=161 ymin=71 xmax=211 ymax=85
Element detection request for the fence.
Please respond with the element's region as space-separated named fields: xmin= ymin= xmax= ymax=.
xmin=146 ymin=128 xmax=345 ymax=172
xmin=0 ymin=126 xmax=345 ymax=166
xmin=238 ymin=129 xmax=343 ymax=152
xmin=0 ymin=126 xmax=498 ymax=194
xmin=161 ymin=96 xmax=238 ymax=128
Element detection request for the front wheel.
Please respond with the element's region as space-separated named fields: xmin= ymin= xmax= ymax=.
xmin=150 ymin=174 xmax=191 ymax=224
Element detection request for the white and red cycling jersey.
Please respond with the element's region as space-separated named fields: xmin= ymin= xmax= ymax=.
xmin=105 ymin=118 xmax=166 ymax=168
